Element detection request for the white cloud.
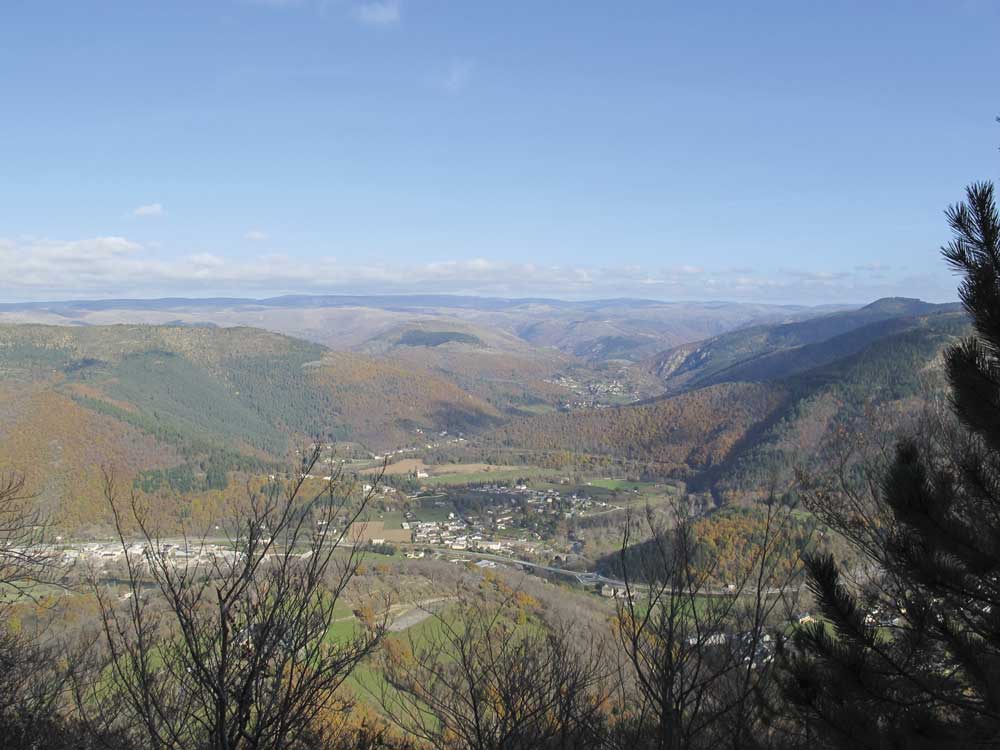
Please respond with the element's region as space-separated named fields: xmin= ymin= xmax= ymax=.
xmin=0 ymin=235 xmax=957 ymax=304
xmin=133 ymin=203 xmax=165 ymax=218
xmin=244 ymin=230 xmax=269 ymax=242
xmin=354 ymin=1 xmax=400 ymax=25
xmin=0 ymin=236 xmax=143 ymax=290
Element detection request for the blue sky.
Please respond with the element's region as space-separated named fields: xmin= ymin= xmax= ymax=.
xmin=1 ymin=0 xmax=998 ymax=303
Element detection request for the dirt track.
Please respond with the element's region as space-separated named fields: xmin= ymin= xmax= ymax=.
xmin=387 ymin=596 xmax=454 ymax=632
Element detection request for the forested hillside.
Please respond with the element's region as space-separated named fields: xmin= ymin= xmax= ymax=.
xmin=714 ymin=309 xmax=969 ymax=496
xmin=355 ymin=320 xmax=585 ymax=413
xmin=481 ymin=309 xmax=969 ymax=501
xmin=488 ymin=382 xmax=788 ymax=476
xmin=0 ymin=324 xmax=500 ymax=526
xmin=646 ymin=297 xmax=958 ymax=392
xmin=307 ymin=353 xmax=503 ymax=441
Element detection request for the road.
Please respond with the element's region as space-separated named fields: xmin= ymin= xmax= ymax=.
xmin=62 ymin=538 xmax=798 ymax=599
xmin=447 ymin=549 xmax=799 ymax=598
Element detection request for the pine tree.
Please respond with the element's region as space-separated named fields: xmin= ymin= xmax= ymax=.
xmin=776 ymin=182 xmax=1000 ymax=748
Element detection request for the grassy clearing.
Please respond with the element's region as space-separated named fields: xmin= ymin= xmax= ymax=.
xmin=380 ymin=511 xmax=405 ymax=527
xmin=512 ymin=403 xmax=558 ymax=416
xmin=408 ymin=503 xmax=456 ymax=523
xmin=331 ymin=602 xmax=462 ymax=713
xmin=0 ymin=581 xmax=68 ymax=603
xmin=325 ymin=618 xmax=363 ymax=645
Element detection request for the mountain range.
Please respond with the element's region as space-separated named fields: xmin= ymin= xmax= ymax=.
xmin=0 ymin=294 xmax=849 ymax=362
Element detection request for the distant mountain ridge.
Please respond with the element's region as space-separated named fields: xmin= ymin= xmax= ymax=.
xmin=0 ymin=293 xmax=818 ymax=313
xmin=0 ymin=293 xmax=854 ymax=364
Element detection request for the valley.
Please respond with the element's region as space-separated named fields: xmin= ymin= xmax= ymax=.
xmin=0 ymin=294 xmax=965 ymax=587
xmin=0 ymin=295 xmax=964 ymax=533
xmin=0 ymin=291 xmax=974 ymax=744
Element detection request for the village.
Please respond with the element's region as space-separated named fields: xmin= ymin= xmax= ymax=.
xmin=542 ymin=373 xmax=641 ymax=409
xmin=381 ymin=481 xmax=622 ymax=555
xmin=37 ymin=480 xmax=627 ymax=601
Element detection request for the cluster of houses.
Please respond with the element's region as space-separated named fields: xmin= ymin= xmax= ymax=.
xmin=370 ymin=431 xmax=467 ymax=463
xmin=328 ymin=482 xmax=620 ymax=558
xmin=355 ymin=482 xmax=624 ymax=557
xmin=394 ymin=484 xmax=616 ymax=555
xmin=465 ymin=483 xmax=616 ymax=523
xmin=542 ymin=373 xmax=639 ymax=410
xmin=342 ymin=510 xmax=525 ymax=554
xmin=407 ymin=515 xmax=509 ymax=553
xmin=673 ymin=630 xmax=777 ymax=668
xmin=57 ymin=541 xmax=241 ymax=572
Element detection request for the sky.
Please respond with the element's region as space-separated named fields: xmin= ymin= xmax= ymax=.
xmin=1 ymin=0 xmax=999 ymax=304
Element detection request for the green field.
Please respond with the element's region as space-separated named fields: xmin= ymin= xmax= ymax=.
xmin=325 ymin=617 xmax=364 ymax=645
xmin=0 ymin=581 xmax=69 ymax=603
xmin=379 ymin=511 xmax=405 ymax=527
xmin=409 ymin=502 xmax=456 ymax=522
xmin=331 ymin=601 xmax=459 ymax=712
xmin=511 ymin=403 xmax=558 ymax=416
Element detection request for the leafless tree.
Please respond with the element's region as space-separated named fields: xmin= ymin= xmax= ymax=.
xmin=0 ymin=471 xmax=105 ymax=748
xmin=0 ymin=472 xmax=59 ymax=602
xmin=614 ymin=495 xmax=808 ymax=750
xmin=378 ymin=583 xmax=612 ymax=750
xmin=76 ymin=447 xmax=389 ymax=750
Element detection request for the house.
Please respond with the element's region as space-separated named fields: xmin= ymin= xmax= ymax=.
xmin=685 ymin=633 xmax=727 ymax=647
xmin=600 ymin=583 xmax=628 ymax=599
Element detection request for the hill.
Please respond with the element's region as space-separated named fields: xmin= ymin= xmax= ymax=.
xmin=395 ymin=330 xmax=483 ymax=347
xmin=712 ymin=309 xmax=969 ymax=497
xmin=354 ymin=319 xmax=600 ymax=415
xmin=488 ymin=382 xmax=788 ymax=477
xmin=645 ymin=298 xmax=958 ymax=392
xmin=0 ymin=324 xmax=501 ymax=525
xmin=505 ymin=299 xmax=840 ymax=362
